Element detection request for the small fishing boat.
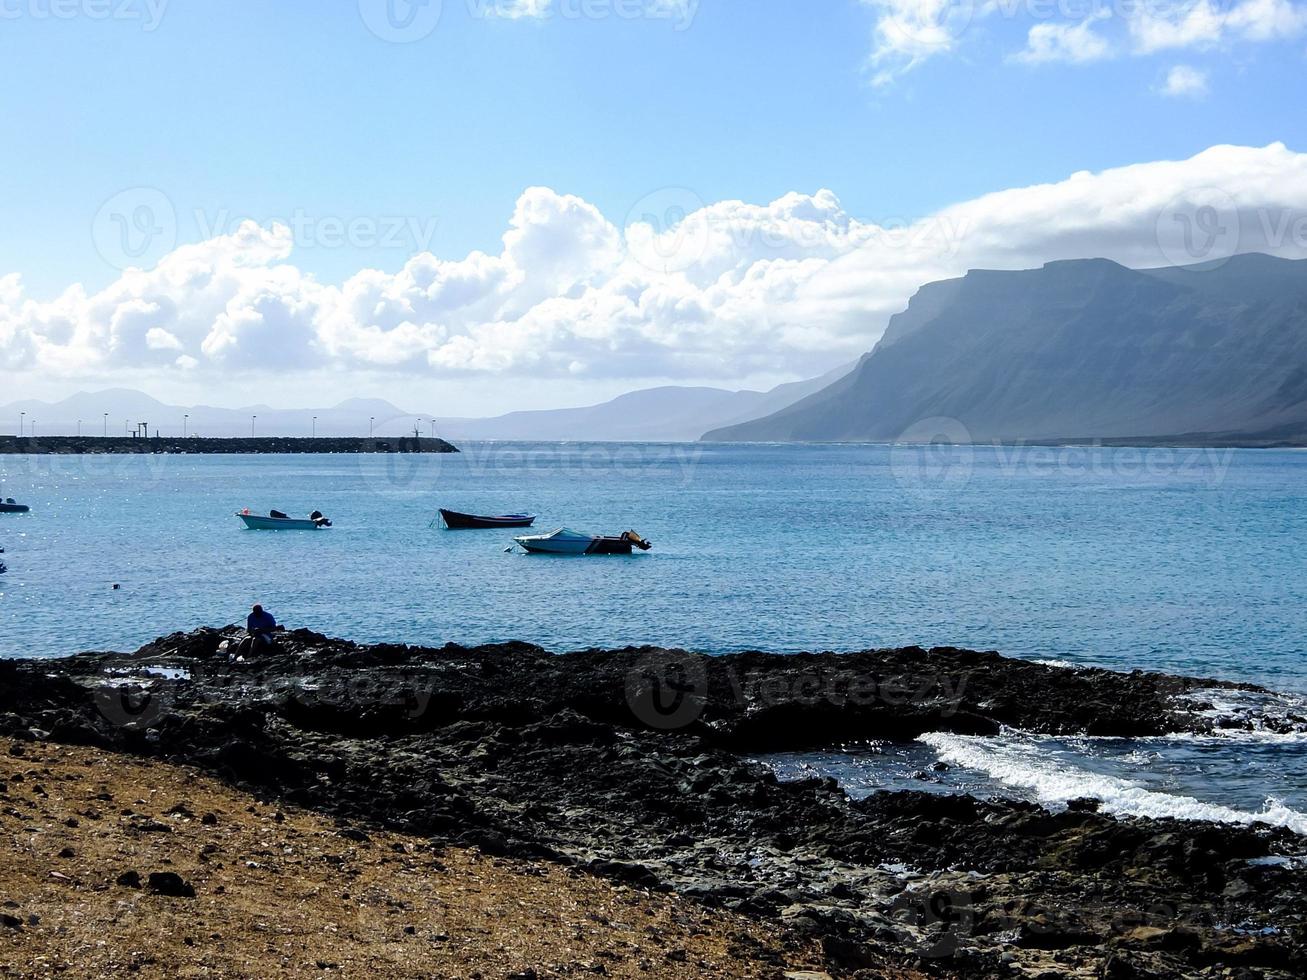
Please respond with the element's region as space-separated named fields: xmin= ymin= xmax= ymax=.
xmin=513 ymin=528 xmax=652 ymax=555
xmin=0 ymin=498 xmax=29 ymax=513
xmin=236 ymin=508 xmax=332 ymax=530
xmin=440 ymin=508 xmax=536 ymax=530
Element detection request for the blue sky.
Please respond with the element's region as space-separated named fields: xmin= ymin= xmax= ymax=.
xmin=3 ymin=0 xmax=1307 ymax=412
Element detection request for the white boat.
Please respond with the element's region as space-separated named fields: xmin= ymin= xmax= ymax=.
xmin=513 ymin=527 xmax=651 ymax=555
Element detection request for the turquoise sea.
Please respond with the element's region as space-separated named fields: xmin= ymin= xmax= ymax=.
xmin=2 ymin=443 xmax=1306 ymax=831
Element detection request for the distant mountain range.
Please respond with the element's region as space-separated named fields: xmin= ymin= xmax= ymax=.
xmin=435 ymin=363 xmax=852 ymax=442
xmin=0 ymin=364 xmax=852 ymax=442
xmin=0 ymin=390 xmax=419 ymax=439
xmin=704 ymin=253 xmax=1307 ymax=445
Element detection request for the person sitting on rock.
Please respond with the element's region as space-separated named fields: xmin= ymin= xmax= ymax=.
xmin=241 ymin=603 xmax=278 ymax=657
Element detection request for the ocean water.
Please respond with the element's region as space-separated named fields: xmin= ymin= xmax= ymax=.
xmin=2 ymin=443 xmax=1306 ymax=830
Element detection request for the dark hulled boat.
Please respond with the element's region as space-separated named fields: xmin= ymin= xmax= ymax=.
xmin=439 ymin=508 xmax=536 ymax=530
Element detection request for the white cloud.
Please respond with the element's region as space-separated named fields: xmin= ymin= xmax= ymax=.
xmin=1159 ymin=64 xmax=1210 ymax=97
xmin=470 ymin=0 xmax=697 ymax=22
xmin=1128 ymin=0 xmax=1307 ymax=53
xmin=1014 ymin=11 xmax=1114 ymax=65
xmin=478 ymin=0 xmax=551 ymax=18
xmin=864 ymin=0 xmax=972 ymax=85
xmin=144 ymin=326 xmax=183 ymax=351
xmin=861 ymin=0 xmax=1307 ymax=83
xmin=4 ymin=144 xmax=1307 ymax=388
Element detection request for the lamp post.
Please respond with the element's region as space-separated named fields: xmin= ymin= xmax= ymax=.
xmin=30 ymin=419 xmax=35 ymax=437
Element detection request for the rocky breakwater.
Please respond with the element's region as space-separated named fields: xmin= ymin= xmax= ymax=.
xmin=2 ymin=631 xmax=1304 ymax=978
xmin=0 ymin=435 xmax=458 ymax=454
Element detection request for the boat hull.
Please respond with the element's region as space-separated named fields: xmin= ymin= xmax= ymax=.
xmin=0 ymin=503 xmax=29 ymax=513
xmin=513 ymin=528 xmax=646 ymax=555
xmin=516 ymin=536 xmax=602 ymax=554
xmin=237 ymin=514 xmax=322 ymax=530
xmin=440 ymin=509 xmax=536 ymax=529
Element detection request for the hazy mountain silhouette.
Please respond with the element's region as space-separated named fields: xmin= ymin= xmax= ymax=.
xmin=1 ymin=365 xmax=852 ymax=441
xmin=0 ymin=390 xmax=418 ymax=438
xmin=436 ymin=364 xmax=853 ymax=442
xmin=703 ymin=253 xmax=1307 ymax=445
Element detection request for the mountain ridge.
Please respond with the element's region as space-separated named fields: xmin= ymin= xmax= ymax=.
xmin=703 ymin=253 xmax=1307 ymax=445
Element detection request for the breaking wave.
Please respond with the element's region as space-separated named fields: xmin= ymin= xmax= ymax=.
xmin=918 ymin=731 xmax=1307 ymax=835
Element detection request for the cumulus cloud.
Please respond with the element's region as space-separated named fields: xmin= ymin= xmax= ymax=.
xmin=1159 ymin=64 xmax=1210 ymax=97
xmin=4 ymin=144 xmax=1307 ymax=387
xmin=1013 ymin=11 xmax=1114 ymax=65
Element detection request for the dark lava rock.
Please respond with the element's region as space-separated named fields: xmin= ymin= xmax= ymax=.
xmin=147 ymin=872 xmax=195 ymax=898
xmin=116 ymin=870 xmax=141 ymax=888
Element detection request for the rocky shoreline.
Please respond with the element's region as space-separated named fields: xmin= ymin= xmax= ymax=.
xmin=3 ymin=630 xmax=1305 ymax=977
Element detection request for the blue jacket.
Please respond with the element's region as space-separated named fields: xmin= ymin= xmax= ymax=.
xmin=247 ymin=609 xmax=277 ymax=634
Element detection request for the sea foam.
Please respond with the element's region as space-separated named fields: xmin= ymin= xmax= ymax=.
xmin=918 ymin=732 xmax=1307 ymax=835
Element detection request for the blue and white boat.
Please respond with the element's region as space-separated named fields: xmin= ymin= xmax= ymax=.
xmin=0 ymin=498 xmax=29 ymax=514
xmin=513 ymin=527 xmax=651 ymax=555
xmin=236 ymin=509 xmax=332 ymax=530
